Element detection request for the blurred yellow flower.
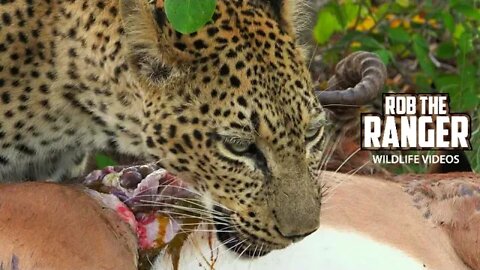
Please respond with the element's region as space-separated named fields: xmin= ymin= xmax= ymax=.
xmin=390 ymin=19 xmax=402 ymax=28
xmin=351 ymin=41 xmax=362 ymax=48
xmin=356 ymin=16 xmax=375 ymax=31
xmin=386 ymin=14 xmax=396 ymax=21
xmin=428 ymin=19 xmax=439 ymax=28
xmin=412 ymin=14 xmax=426 ymax=24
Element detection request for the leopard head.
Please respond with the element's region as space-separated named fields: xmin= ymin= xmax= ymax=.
xmin=120 ymin=0 xmax=325 ymax=256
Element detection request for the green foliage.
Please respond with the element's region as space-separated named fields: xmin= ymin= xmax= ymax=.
xmin=165 ymin=0 xmax=217 ymax=34
xmin=95 ymin=153 xmax=117 ymax=169
xmin=314 ymin=0 xmax=480 ymax=172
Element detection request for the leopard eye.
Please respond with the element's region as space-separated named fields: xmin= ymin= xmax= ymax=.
xmin=224 ymin=140 xmax=252 ymax=155
xmin=305 ymin=126 xmax=321 ymax=142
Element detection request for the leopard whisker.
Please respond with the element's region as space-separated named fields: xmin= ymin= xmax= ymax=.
xmin=318 ymin=134 xmax=341 ymax=171
xmin=307 ymin=43 xmax=318 ymax=70
xmin=320 ymin=160 xmax=371 ymax=206
xmin=133 ymin=194 xmax=228 ymax=216
xmin=175 ymin=222 xmax=239 ymax=230
xmin=186 ymin=236 xmax=237 ymax=269
xmin=179 ymin=222 xmax=233 ymax=227
xmin=142 ymin=184 xmax=233 ymax=212
xmin=234 ymin=243 xmax=252 ymax=263
xmin=154 ymin=209 xmax=234 ymax=225
xmin=322 ymin=104 xmax=362 ymax=108
xmin=181 ymin=229 xmax=237 ymax=234
xmin=150 ymin=195 xmax=231 ymax=216
xmin=333 ymin=147 xmax=362 ymax=174
xmin=138 ymin=200 xmax=228 ymax=217
xmin=345 ymin=160 xmax=371 ymax=176
xmin=135 ymin=208 xmax=217 ymax=222
xmin=210 ymin=237 xmax=236 ymax=253
xmin=217 ymin=239 xmax=247 ymax=258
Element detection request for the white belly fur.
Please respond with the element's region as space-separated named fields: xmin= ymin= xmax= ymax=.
xmin=152 ymin=226 xmax=425 ymax=270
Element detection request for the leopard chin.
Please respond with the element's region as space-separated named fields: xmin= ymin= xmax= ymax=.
xmin=213 ymin=206 xmax=272 ymax=258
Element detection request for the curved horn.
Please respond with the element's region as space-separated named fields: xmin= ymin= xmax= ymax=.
xmin=316 ymin=51 xmax=387 ymax=106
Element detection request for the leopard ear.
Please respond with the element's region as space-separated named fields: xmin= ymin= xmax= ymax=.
xmin=266 ymin=0 xmax=317 ymax=60
xmin=120 ymin=0 xmax=193 ymax=84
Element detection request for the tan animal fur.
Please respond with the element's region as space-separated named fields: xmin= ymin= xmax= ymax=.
xmin=1 ymin=172 xmax=479 ymax=269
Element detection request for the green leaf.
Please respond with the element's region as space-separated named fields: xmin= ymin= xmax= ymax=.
xmin=342 ymin=2 xmax=362 ymax=28
xmin=435 ymin=74 xmax=460 ymax=92
xmin=452 ymin=3 xmax=480 ymax=21
xmin=436 ymin=42 xmax=456 ymax=59
xmin=453 ymin=23 xmax=465 ymax=40
xmin=375 ymin=4 xmax=390 ymax=20
xmin=458 ymin=32 xmax=474 ymax=53
xmin=412 ymin=34 xmax=436 ymax=78
xmin=165 ymin=0 xmax=216 ymax=34
xmin=329 ymin=2 xmax=348 ymax=29
xmin=356 ymin=35 xmax=384 ymax=50
xmin=387 ymin=27 xmax=410 ymax=43
xmin=415 ymin=74 xmax=432 ymax=92
xmin=441 ymin=12 xmax=455 ymax=33
xmin=314 ymin=9 xmax=342 ymax=44
xmin=461 ymin=92 xmax=479 ymax=109
xmin=95 ymin=154 xmax=117 ymax=169
xmin=373 ymin=49 xmax=392 ymax=65
xmin=396 ymin=0 xmax=410 ymax=8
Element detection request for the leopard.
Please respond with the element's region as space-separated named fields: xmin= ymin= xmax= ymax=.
xmin=0 ymin=0 xmax=327 ymax=255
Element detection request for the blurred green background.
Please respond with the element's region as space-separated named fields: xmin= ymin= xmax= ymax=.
xmin=311 ymin=0 xmax=479 ymax=173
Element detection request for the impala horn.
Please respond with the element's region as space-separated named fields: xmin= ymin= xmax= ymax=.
xmin=316 ymin=51 xmax=387 ymax=106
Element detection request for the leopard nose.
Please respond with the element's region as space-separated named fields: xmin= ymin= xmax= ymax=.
xmin=276 ymin=225 xmax=318 ymax=242
xmin=271 ymin=176 xmax=321 ymax=241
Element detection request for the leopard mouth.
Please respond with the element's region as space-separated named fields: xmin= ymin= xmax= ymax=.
xmin=213 ymin=206 xmax=271 ymax=258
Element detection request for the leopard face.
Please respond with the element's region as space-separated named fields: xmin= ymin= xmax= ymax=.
xmin=0 ymin=0 xmax=325 ymax=255
xmin=121 ymin=0 xmax=326 ymax=254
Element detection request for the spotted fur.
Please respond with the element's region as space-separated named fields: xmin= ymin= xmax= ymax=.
xmin=0 ymin=0 xmax=325 ymax=253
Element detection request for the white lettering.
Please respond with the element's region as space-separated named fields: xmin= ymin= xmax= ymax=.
xmin=382 ymin=116 xmax=399 ymax=148
xmin=435 ymin=116 xmax=449 ymax=148
xmin=385 ymin=97 xmax=396 ymax=115
xmin=400 ymin=116 xmax=416 ymax=148
xmin=419 ymin=96 xmax=428 ymax=114
xmin=418 ymin=116 xmax=434 ymax=147
xmin=363 ymin=116 xmax=381 ymax=148
xmin=451 ymin=116 xmax=470 ymax=148
xmin=438 ymin=96 xmax=448 ymax=114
